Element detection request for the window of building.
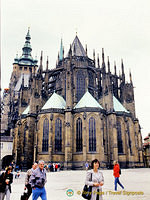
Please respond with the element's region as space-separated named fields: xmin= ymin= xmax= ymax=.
xmin=24 ymin=67 xmax=27 ymax=71
xmin=117 ymin=121 xmax=123 ymax=153
xmin=55 ymin=118 xmax=62 ymax=152
xmin=76 ymin=118 xmax=82 ymax=152
xmin=42 ymin=118 xmax=49 ymax=152
xmin=76 ymin=71 xmax=85 ymax=101
xmin=127 ymin=123 xmax=132 ymax=154
xmin=89 ymin=117 xmax=96 ymax=152
xmin=20 ymin=67 xmax=22 ymax=70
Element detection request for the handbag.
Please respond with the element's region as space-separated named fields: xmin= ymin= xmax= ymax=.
xmin=119 ymin=168 xmax=121 ymax=175
xmin=82 ymin=173 xmax=92 ymax=199
xmin=20 ymin=191 xmax=28 ymax=200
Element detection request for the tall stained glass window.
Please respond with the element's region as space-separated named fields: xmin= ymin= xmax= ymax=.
xmin=76 ymin=118 xmax=82 ymax=152
xmin=77 ymin=71 xmax=85 ymax=101
xmin=42 ymin=118 xmax=49 ymax=152
xmin=89 ymin=117 xmax=96 ymax=152
xmin=117 ymin=121 xmax=123 ymax=153
xmin=55 ymin=118 xmax=62 ymax=152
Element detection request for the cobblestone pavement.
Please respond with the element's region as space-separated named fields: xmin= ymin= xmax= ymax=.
xmin=7 ymin=168 xmax=150 ymax=200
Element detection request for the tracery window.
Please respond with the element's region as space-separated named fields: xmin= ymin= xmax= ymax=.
xmin=76 ymin=118 xmax=82 ymax=152
xmin=76 ymin=71 xmax=85 ymax=101
xmin=55 ymin=118 xmax=62 ymax=152
xmin=117 ymin=121 xmax=123 ymax=153
xmin=89 ymin=117 xmax=96 ymax=152
xmin=127 ymin=123 xmax=132 ymax=154
xmin=42 ymin=118 xmax=49 ymax=152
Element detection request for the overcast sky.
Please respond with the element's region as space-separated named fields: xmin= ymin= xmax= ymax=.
xmin=1 ymin=0 xmax=150 ymax=139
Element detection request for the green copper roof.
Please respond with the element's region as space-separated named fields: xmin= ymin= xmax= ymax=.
xmin=74 ymin=91 xmax=103 ymax=109
xmin=42 ymin=92 xmax=66 ymax=110
xmin=14 ymin=29 xmax=38 ymax=66
xmin=59 ymin=38 xmax=63 ymax=61
xmin=113 ymin=96 xmax=129 ymax=113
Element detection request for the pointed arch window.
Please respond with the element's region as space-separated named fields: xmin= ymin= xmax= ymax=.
xmin=76 ymin=118 xmax=82 ymax=152
xmin=117 ymin=121 xmax=123 ymax=153
xmin=77 ymin=71 xmax=85 ymax=101
xmin=127 ymin=123 xmax=132 ymax=154
xmin=42 ymin=118 xmax=49 ymax=152
xmin=89 ymin=117 xmax=96 ymax=152
xmin=55 ymin=118 xmax=62 ymax=152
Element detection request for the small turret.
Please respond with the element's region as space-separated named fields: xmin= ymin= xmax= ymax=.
xmin=102 ymin=48 xmax=106 ymax=72
xmin=114 ymin=61 xmax=117 ymax=75
xmin=93 ymin=49 xmax=95 ymax=64
xmin=121 ymin=59 xmax=125 ymax=82
xmin=85 ymin=44 xmax=88 ymax=56
xmin=38 ymin=51 xmax=43 ymax=74
xmin=129 ymin=69 xmax=133 ymax=85
xmin=46 ymin=56 xmax=49 ymax=72
xmin=107 ymin=56 xmax=110 ymax=73
xmin=97 ymin=53 xmax=100 ymax=68
xmin=59 ymin=38 xmax=63 ymax=61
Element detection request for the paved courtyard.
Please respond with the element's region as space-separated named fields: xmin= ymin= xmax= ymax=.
xmin=7 ymin=168 xmax=150 ymax=200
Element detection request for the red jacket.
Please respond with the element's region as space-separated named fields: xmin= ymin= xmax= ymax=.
xmin=113 ymin=164 xmax=120 ymax=177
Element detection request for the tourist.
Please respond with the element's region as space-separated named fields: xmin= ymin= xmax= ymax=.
xmin=29 ymin=160 xmax=47 ymax=200
xmin=85 ymin=161 xmax=89 ymax=171
xmin=24 ymin=162 xmax=38 ymax=199
xmin=0 ymin=167 xmax=13 ymax=200
xmin=113 ymin=160 xmax=124 ymax=191
xmin=85 ymin=159 xmax=104 ymax=200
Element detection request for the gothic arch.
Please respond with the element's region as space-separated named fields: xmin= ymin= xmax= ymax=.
xmin=42 ymin=118 xmax=49 ymax=152
xmin=76 ymin=117 xmax=83 ymax=152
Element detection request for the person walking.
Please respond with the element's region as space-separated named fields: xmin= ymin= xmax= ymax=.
xmin=0 ymin=167 xmax=13 ymax=200
xmin=24 ymin=163 xmax=38 ymax=199
xmin=29 ymin=160 xmax=47 ymax=200
xmin=85 ymin=161 xmax=89 ymax=171
xmin=113 ymin=160 xmax=124 ymax=191
xmin=85 ymin=159 xmax=104 ymax=200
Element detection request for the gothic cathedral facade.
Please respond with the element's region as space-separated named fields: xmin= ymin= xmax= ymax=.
xmin=2 ymin=29 xmax=144 ymax=169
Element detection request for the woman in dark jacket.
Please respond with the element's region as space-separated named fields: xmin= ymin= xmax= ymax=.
xmin=0 ymin=167 xmax=13 ymax=200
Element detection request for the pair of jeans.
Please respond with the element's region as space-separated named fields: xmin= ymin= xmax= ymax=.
xmin=32 ymin=187 xmax=47 ymax=200
xmin=0 ymin=186 xmax=10 ymax=200
xmin=114 ymin=177 xmax=124 ymax=191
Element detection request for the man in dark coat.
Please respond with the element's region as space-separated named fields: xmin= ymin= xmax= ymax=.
xmin=0 ymin=167 xmax=13 ymax=200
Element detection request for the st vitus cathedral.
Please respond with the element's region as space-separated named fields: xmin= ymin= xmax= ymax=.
xmin=1 ymin=29 xmax=144 ymax=169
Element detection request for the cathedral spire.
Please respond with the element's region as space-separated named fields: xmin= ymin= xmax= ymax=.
xmin=121 ymin=59 xmax=125 ymax=82
xmin=22 ymin=28 xmax=32 ymax=57
xmin=15 ymin=28 xmax=38 ymax=66
xmin=68 ymin=44 xmax=72 ymax=58
xmin=46 ymin=56 xmax=49 ymax=72
xmin=85 ymin=44 xmax=88 ymax=56
xmin=129 ymin=69 xmax=133 ymax=84
xmin=121 ymin=59 xmax=125 ymax=75
xmin=93 ymin=49 xmax=95 ymax=63
xmin=97 ymin=53 xmax=100 ymax=68
xmin=59 ymin=38 xmax=63 ymax=61
xmin=107 ymin=56 xmax=110 ymax=73
xmin=39 ymin=51 xmax=43 ymax=73
xmin=102 ymin=48 xmax=106 ymax=71
xmin=114 ymin=61 xmax=117 ymax=75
